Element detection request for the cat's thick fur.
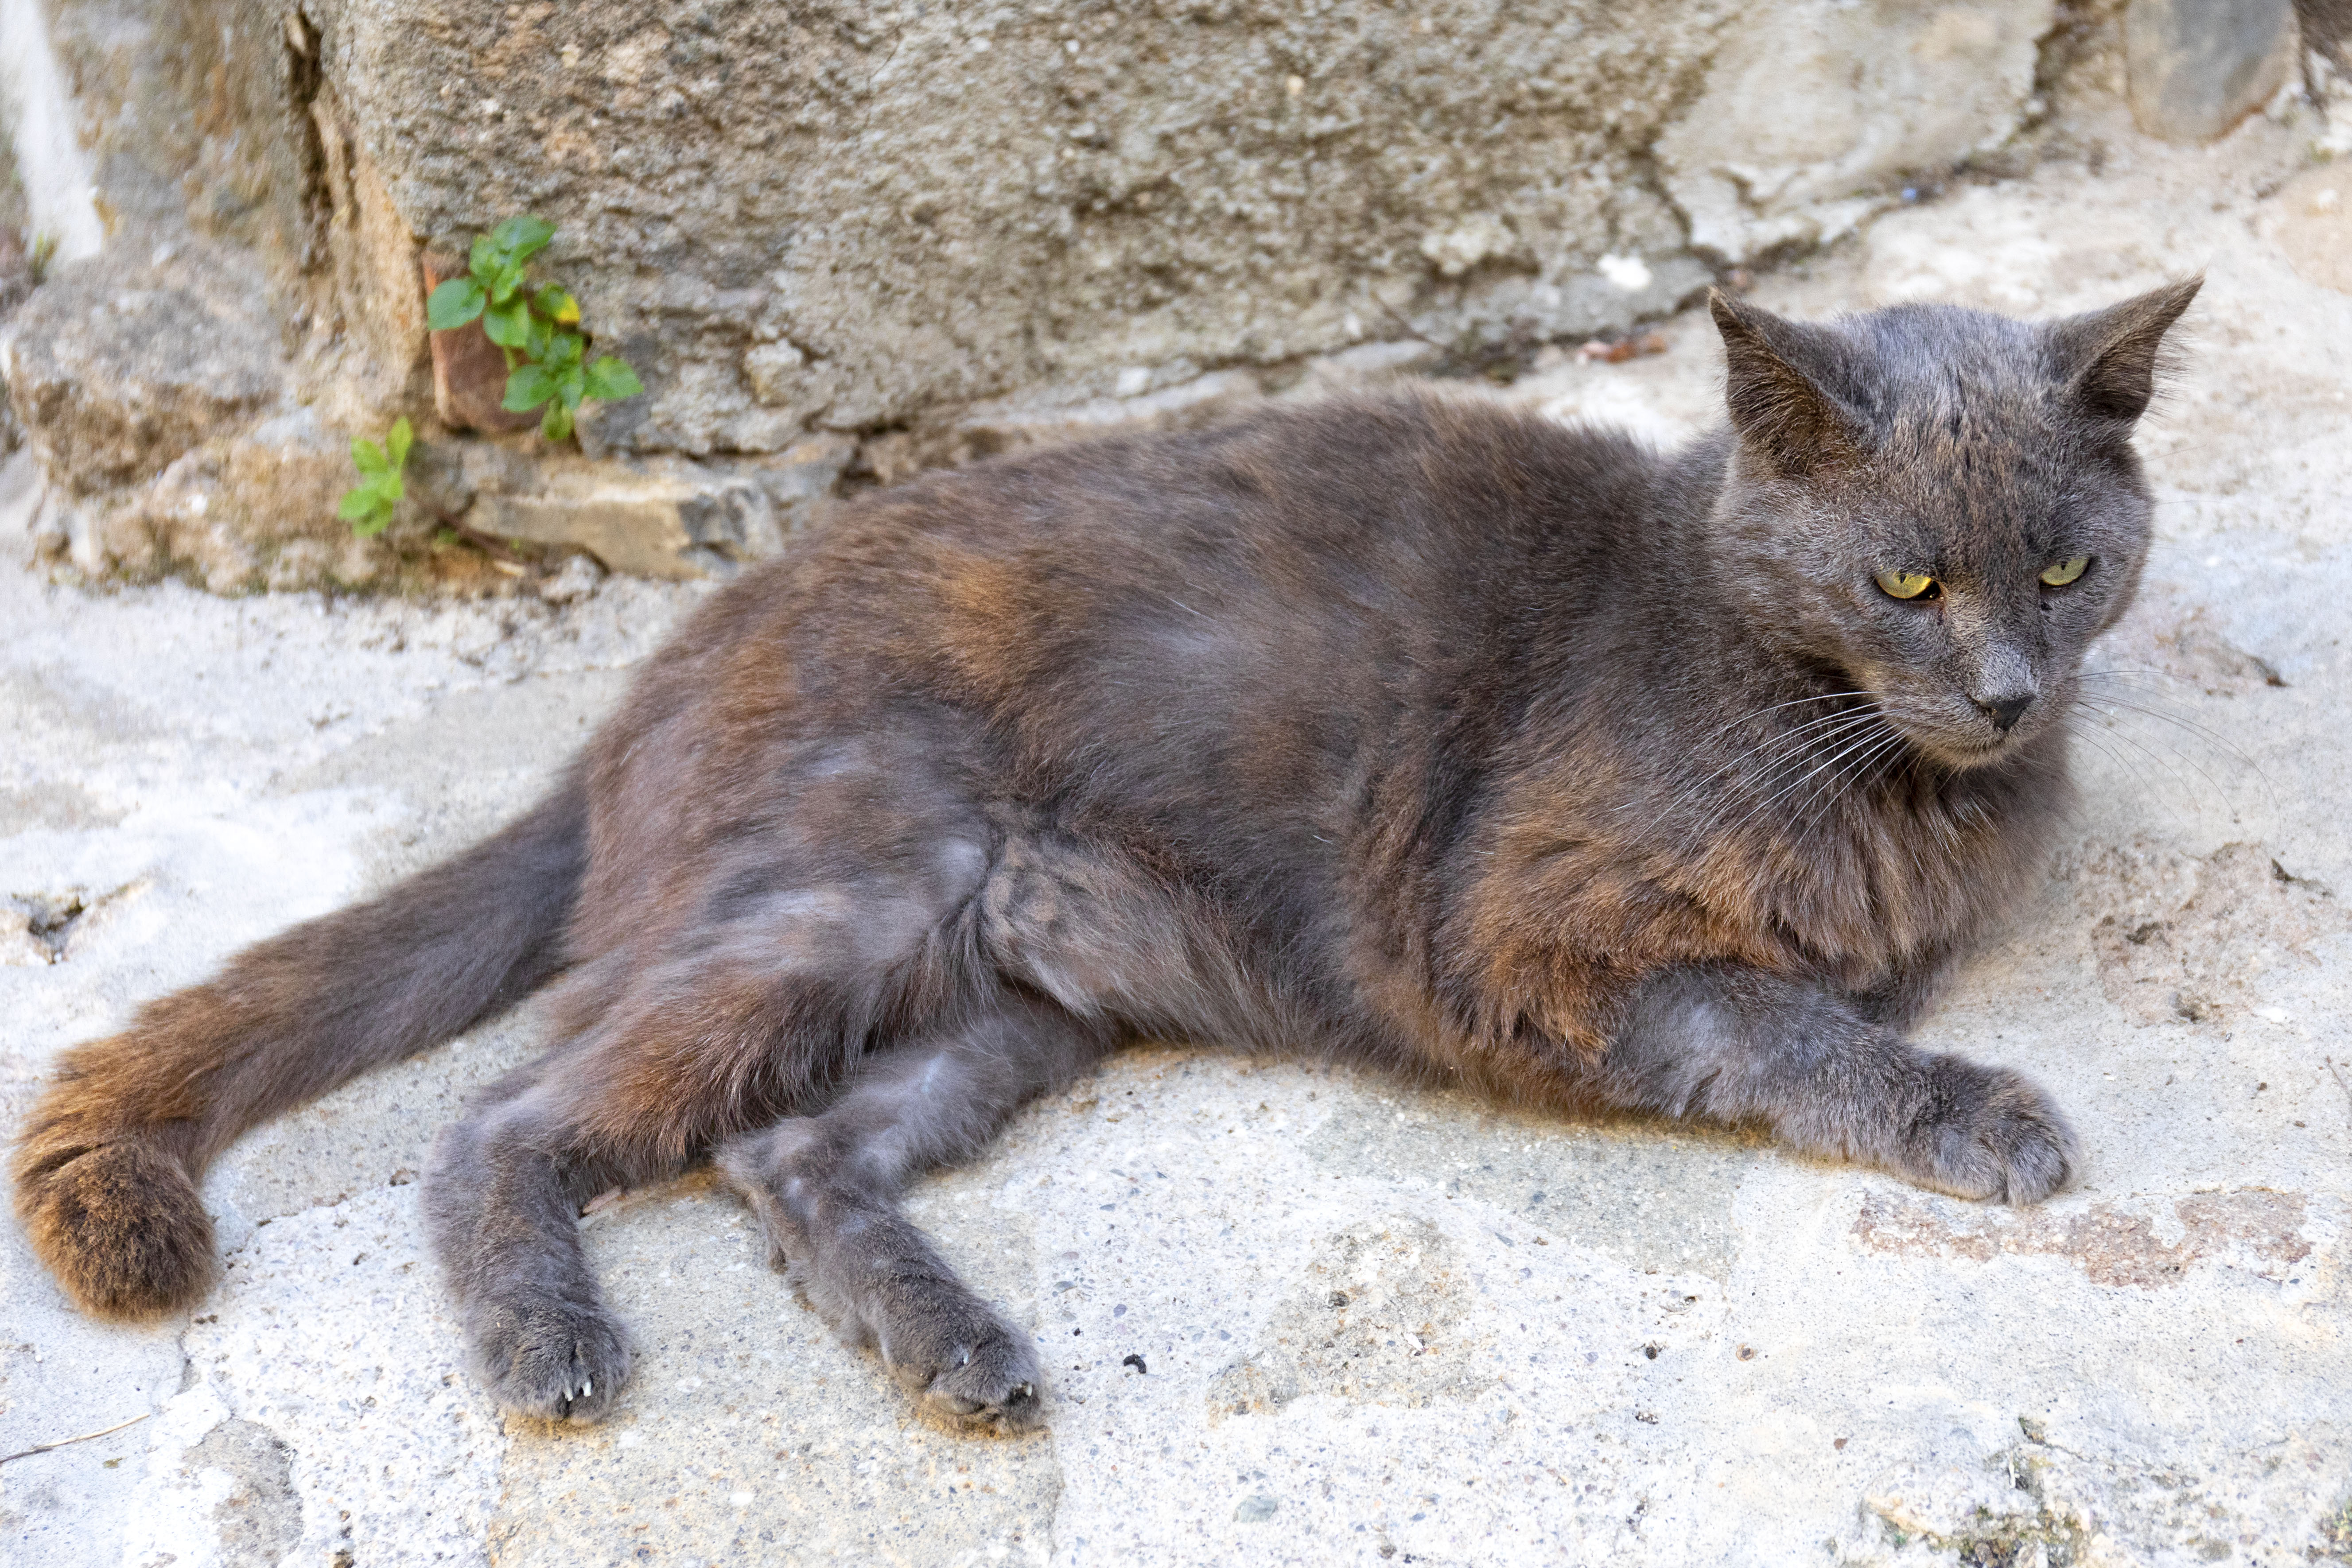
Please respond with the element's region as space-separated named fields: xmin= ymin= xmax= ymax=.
xmin=15 ymin=283 xmax=2197 ymax=1431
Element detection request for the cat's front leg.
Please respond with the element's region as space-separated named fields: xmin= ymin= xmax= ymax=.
xmin=1588 ymin=965 xmax=2076 ymax=1203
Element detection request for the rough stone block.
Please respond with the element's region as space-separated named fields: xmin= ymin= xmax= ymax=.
xmin=322 ymin=0 xmax=2050 ymax=452
xmin=2125 ymin=0 xmax=2298 ymax=144
xmin=1658 ymin=0 xmax=2056 ymax=261
xmin=35 ymin=408 xmax=377 ymax=592
xmin=469 ymin=437 xmax=855 ymax=579
xmin=0 ymin=250 xmax=281 ymax=496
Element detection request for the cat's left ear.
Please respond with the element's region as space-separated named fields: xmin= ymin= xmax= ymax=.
xmin=2049 ymin=276 xmax=2202 ymax=425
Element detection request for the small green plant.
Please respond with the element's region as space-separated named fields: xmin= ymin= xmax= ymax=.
xmin=425 ymin=214 xmax=642 ymax=441
xmin=338 ymin=415 xmax=412 ymax=537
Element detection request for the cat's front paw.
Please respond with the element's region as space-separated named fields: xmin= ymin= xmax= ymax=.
xmin=1899 ymin=1056 xmax=2078 ymax=1204
xmin=465 ymin=1294 xmax=632 ymax=1423
xmin=876 ymin=1285 xmax=1046 ymax=1433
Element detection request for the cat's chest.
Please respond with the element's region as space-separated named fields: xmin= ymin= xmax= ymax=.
xmin=1462 ymin=762 xmax=2034 ymax=999
xmin=1708 ymin=777 xmax=2041 ymax=980
xmin=1748 ymin=831 xmax=1948 ymax=971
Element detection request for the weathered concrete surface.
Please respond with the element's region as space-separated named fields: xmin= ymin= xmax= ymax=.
xmin=5 ymin=104 xmax=2352 ymax=1568
xmin=6 ymin=0 xmax=2205 ymax=586
xmin=1656 ymin=0 xmax=2054 ymax=261
xmin=316 ymin=0 xmax=1706 ymax=454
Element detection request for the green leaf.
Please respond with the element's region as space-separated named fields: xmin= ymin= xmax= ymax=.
xmin=468 ymin=231 xmax=500 ymax=280
xmin=385 ymin=415 xmax=413 ymax=471
xmin=541 ymin=401 xmax=574 ymax=442
xmin=426 ymin=277 xmax=486 ymax=330
xmin=524 ymin=309 xmax=553 ymax=364
xmin=339 ymin=483 xmax=394 ymax=537
xmin=556 ymin=365 xmax=586 ymax=410
xmin=489 ymin=261 xmax=525 ymax=306
xmin=492 ymin=214 xmax=556 ymax=263
xmin=503 ymin=364 xmax=559 ymax=411
xmin=533 ymin=284 xmax=579 ymax=325
xmin=582 ymin=356 xmax=643 ymax=402
xmin=350 ymin=437 xmax=388 ymax=478
xmin=483 ymin=298 xmax=531 ymax=348
xmin=545 ymin=330 xmax=583 ymax=369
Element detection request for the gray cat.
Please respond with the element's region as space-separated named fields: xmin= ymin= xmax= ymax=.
xmin=14 ymin=281 xmax=2197 ymax=1432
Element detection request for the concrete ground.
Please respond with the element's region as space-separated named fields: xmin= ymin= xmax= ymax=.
xmin=3 ymin=101 xmax=2349 ymax=1568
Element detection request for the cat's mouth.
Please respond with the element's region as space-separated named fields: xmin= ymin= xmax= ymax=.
xmin=1876 ymin=704 xmax=2036 ymax=770
xmin=1909 ymin=719 xmax=2039 ymax=771
xmin=1944 ymin=737 xmax=2016 ymax=767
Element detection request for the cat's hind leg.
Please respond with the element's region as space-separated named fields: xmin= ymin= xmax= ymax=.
xmin=425 ymin=949 xmax=882 ymax=1424
xmin=425 ymin=834 xmax=991 ymax=1423
xmin=1589 ymin=965 xmax=2076 ymax=1203
xmin=420 ymin=1053 xmax=637 ymax=1423
xmin=717 ymin=990 xmax=1116 ymax=1432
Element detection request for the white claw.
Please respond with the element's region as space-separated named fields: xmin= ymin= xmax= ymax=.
xmin=583 ymin=1380 xmax=592 ymax=1396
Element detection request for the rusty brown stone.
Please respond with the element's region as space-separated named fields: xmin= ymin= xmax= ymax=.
xmin=1850 ymin=1188 xmax=2313 ymax=1289
xmin=422 ymin=252 xmax=536 ymax=435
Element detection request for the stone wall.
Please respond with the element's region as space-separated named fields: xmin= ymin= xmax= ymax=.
xmin=0 ymin=0 xmax=2330 ymax=590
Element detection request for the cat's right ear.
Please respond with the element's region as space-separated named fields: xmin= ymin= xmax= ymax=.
xmin=2049 ymin=276 xmax=2202 ymax=426
xmin=1708 ymin=290 xmax=1862 ymax=477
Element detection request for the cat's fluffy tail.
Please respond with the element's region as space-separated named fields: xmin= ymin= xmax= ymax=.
xmin=13 ymin=773 xmax=589 ymax=1318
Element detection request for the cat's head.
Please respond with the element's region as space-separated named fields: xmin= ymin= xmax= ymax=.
xmin=1704 ymin=279 xmax=2199 ymax=770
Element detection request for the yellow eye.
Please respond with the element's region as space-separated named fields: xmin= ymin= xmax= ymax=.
xmin=1875 ymin=570 xmax=1937 ymax=601
xmin=2040 ymin=555 xmax=2089 ymax=587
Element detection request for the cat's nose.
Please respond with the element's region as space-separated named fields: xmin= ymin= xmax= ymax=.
xmin=1971 ymin=690 xmax=2035 ymax=733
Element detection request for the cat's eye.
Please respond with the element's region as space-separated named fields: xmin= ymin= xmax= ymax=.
xmin=1874 ymin=570 xmax=1939 ymax=602
xmin=2039 ymin=555 xmax=2090 ymax=587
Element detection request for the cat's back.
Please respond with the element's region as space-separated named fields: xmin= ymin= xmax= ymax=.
xmin=801 ymin=393 xmax=1664 ymax=792
xmin=585 ymin=390 xmax=1670 ymax=924
xmin=886 ymin=386 xmax=1656 ymax=575
xmin=776 ymin=389 xmax=1664 ymax=694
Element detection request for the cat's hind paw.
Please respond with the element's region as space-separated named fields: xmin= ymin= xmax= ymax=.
xmin=912 ymin=1328 xmax=1046 ymax=1432
xmin=1900 ymin=1056 xmax=2078 ymax=1204
xmin=878 ymin=1288 xmax=1047 ymax=1433
xmin=465 ymin=1294 xmax=633 ymax=1424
